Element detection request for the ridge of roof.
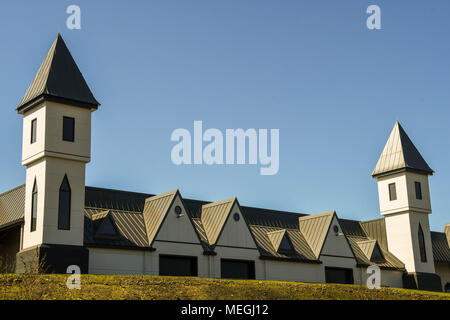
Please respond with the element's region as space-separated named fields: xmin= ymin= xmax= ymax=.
xmin=298 ymin=210 xmax=335 ymax=221
xmin=144 ymin=189 xmax=178 ymax=202
xmin=0 ymin=184 xmax=25 ymax=198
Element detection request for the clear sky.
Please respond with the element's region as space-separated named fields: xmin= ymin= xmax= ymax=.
xmin=0 ymin=1 xmax=449 ymax=230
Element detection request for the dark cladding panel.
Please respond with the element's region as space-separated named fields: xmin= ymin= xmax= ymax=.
xmin=221 ymin=259 xmax=255 ymax=279
xmin=325 ymin=267 xmax=354 ymax=284
xmin=159 ymin=255 xmax=197 ymax=277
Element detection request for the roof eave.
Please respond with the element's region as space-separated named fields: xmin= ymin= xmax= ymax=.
xmin=372 ymin=167 xmax=434 ymax=179
xmin=0 ymin=219 xmax=24 ymax=232
xmin=16 ymin=94 xmax=100 ymax=114
xmin=259 ymin=255 xmax=322 ymax=264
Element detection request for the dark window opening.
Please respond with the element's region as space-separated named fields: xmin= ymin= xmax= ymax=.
xmin=415 ymin=182 xmax=422 ymax=200
xmin=371 ymin=243 xmax=385 ymax=263
xmin=31 ymin=180 xmax=38 ymax=232
xmin=31 ymin=119 xmax=37 ymax=144
xmin=221 ymin=259 xmax=255 ymax=279
xmin=95 ymin=216 xmax=119 ymax=239
xmin=63 ymin=116 xmax=75 ymax=142
xmin=388 ymin=183 xmax=397 ymax=201
xmin=159 ymin=255 xmax=197 ymax=276
xmin=58 ymin=175 xmax=71 ymax=230
xmin=325 ymin=267 xmax=354 ymax=284
xmin=278 ymin=234 xmax=296 ymax=256
xmin=445 ymin=283 xmax=450 ymax=293
xmin=418 ymin=224 xmax=427 ymax=263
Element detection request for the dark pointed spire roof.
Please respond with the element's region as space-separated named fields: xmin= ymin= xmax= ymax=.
xmin=372 ymin=121 xmax=433 ymax=177
xmin=16 ymin=34 xmax=100 ymax=113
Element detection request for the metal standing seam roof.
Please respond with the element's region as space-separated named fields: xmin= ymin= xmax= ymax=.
xmin=430 ymin=231 xmax=450 ymax=263
xmin=141 ymin=190 xmax=178 ymax=246
xmin=356 ymin=239 xmax=378 ymax=260
xmin=360 ymin=218 xmax=388 ymax=250
xmin=298 ymin=211 xmax=335 ymax=258
xmin=249 ymin=225 xmax=318 ymax=262
xmin=372 ymin=121 xmax=434 ymax=177
xmin=17 ymin=34 xmax=100 ymax=113
xmin=0 ymin=184 xmax=445 ymax=269
xmin=84 ymin=208 xmax=149 ymax=248
xmin=0 ymin=185 xmax=25 ymax=230
xmin=267 ymin=229 xmax=286 ymax=252
xmin=346 ymin=236 xmax=405 ymax=270
xmin=200 ymin=197 xmax=237 ymax=246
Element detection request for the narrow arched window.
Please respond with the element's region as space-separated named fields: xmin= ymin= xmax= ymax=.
xmin=418 ymin=224 xmax=427 ymax=263
xmin=58 ymin=175 xmax=71 ymax=230
xmin=31 ymin=179 xmax=38 ymax=232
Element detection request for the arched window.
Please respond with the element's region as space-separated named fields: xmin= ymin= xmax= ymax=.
xmin=418 ymin=224 xmax=427 ymax=263
xmin=58 ymin=175 xmax=71 ymax=230
xmin=31 ymin=179 xmax=38 ymax=232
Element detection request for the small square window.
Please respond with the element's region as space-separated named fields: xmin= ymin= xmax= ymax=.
xmin=63 ymin=117 xmax=75 ymax=142
xmin=388 ymin=183 xmax=397 ymax=201
xmin=415 ymin=182 xmax=422 ymax=200
xmin=30 ymin=118 xmax=37 ymax=144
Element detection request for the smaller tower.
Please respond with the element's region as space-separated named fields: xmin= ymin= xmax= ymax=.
xmin=372 ymin=121 xmax=441 ymax=291
xmin=15 ymin=34 xmax=100 ymax=273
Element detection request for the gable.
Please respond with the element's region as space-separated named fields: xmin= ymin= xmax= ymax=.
xmin=298 ymin=211 xmax=334 ymax=258
xmin=201 ymin=198 xmax=235 ymax=245
xmin=142 ymin=190 xmax=178 ymax=245
xmin=154 ymin=194 xmax=201 ymax=244
xmin=320 ymin=215 xmax=355 ymax=258
xmin=215 ymin=202 xmax=257 ymax=249
xmin=267 ymin=229 xmax=285 ymax=251
xmin=356 ymin=239 xmax=384 ymax=262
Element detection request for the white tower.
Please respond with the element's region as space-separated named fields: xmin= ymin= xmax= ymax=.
xmin=15 ymin=34 xmax=100 ymax=273
xmin=372 ymin=122 xmax=442 ymax=291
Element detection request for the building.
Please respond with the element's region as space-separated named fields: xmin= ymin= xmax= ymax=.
xmin=0 ymin=35 xmax=449 ymax=292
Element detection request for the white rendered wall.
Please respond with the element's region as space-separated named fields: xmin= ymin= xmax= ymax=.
xmin=215 ymin=203 xmax=257 ymax=249
xmin=154 ymin=195 xmax=200 ymax=244
xmin=263 ymin=260 xmax=324 ymax=283
xmin=21 ymin=101 xmax=92 ymax=249
xmin=377 ymin=172 xmax=431 ymax=216
xmin=22 ymin=101 xmax=92 ymax=166
xmin=354 ymin=268 xmax=404 ymax=288
xmin=385 ymin=213 xmax=435 ymax=273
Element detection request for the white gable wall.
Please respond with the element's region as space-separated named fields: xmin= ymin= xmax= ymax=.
xmin=321 ymin=216 xmax=354 ymax=258
xmin=319 ymin=215 xmax=358 ymax=283
xmin=154 ymin=195 xmax=199 ymax=244
xmin=215 ymin=203 xmax=257 ymax=249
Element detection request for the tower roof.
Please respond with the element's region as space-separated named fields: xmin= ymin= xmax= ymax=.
xmin=372 ymin=121 xmax=433 ymax=177
xmin=16 ymin=34 xmax=100 ymax=113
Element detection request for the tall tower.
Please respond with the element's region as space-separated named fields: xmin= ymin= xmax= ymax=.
xmin=15 ymin=34 xmax=100 ymax=273
xmin=372 ymin=121 xmax=441 ymax=291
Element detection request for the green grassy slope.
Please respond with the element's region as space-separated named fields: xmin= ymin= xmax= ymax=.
xmin=0 ymin=274 xmax=449 ymax=300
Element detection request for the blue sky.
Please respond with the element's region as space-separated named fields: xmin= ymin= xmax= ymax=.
xmin=0 ymin=1 xmax=449 ymax=230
